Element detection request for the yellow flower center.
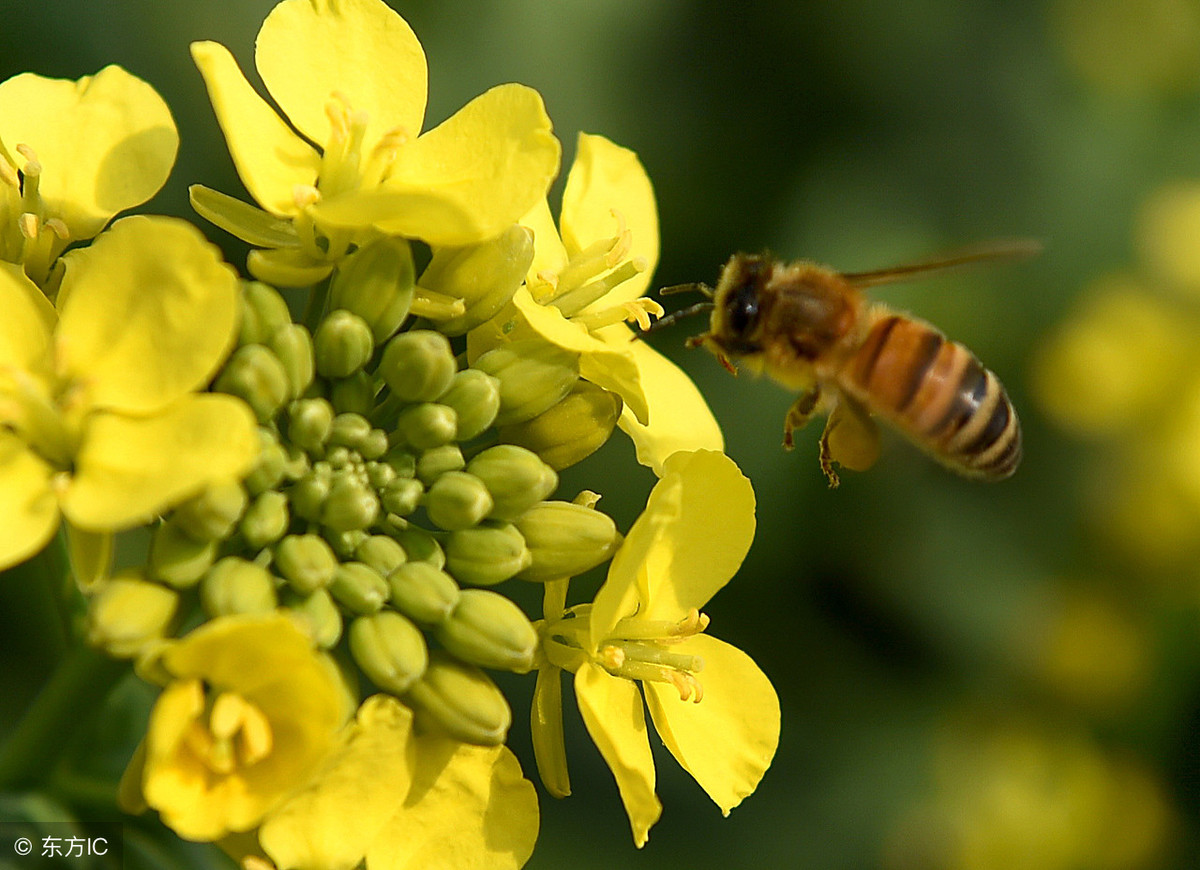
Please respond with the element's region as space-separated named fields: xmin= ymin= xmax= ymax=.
xmin=184 ymin=690 xmax=274 ymax=776
xmin=1 ymin=144 xmax=71 ymax=284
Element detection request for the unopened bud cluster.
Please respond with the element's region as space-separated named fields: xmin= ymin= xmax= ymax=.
xmin=113 ymin=242 xmax=626 ymax=746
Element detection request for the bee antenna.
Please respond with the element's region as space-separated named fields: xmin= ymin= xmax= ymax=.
xmin=633 ymin=300 xmax=716 ymax=341
xmin=658 ymin=282 xmax=714 ymax=299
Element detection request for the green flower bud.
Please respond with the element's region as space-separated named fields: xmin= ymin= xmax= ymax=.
xmin=214 ymin=344 xmax=291 ymax=423
xmin=366 ymin=460 xmax=396 ymax=490
xmin=329 ymin=561 xmax=390 ymax=614
xmin=379 ymin=330 xmax=457 ymax=403
xmin=273 ymin=533 xmax=338 ymax=594
xmin=393 ymin=403 xmax=457 ymax=449
xmin=324 ymin=528 xmax=368 ymax=560
xmin=358 ymin=429 xmax=389 ymax=461
xmin=87 ymin=574 xmax=178 ymax=659
xmin=201 ymin=557 xmax=278 ymax=617
xmin=405 ymin=652 xmax=510 ymax=746
xmin=387 ymin=561 xmax=460 ymax=624
xmin=350 ymin=610 xmax=428 ymax=694
xmin=282 ymin=444 xmax=311 ymax=481
xmin=329 ymin=370 xmax=377 ymax=417
xmin=498 ymin=380 xmax=622 ymax=470
xmin=283 ymin=587 xmax=343 ymax=649
xmin=425 ymin=225 xmax=535 ymax=336
xmin=438 ymin=369 xmax=501 ymax=441
xmin=515 ymin=501 xmax=620 ymax=582
xmin=415 ymin=444 xmax=465 ymax=485
xmin=320 ymin=476 xmax=379 ymax=532
xmin=329 ymin=237 xmax=416 ymax=343
xmin=393 ymin=526 xmax=445 ymax=568
xmin=288 ymin=398 xmax=334 ymax=454
xmin=240 ymin=490 xmax=290 ymax=549
xmin=289 ymin=466 xmax=332 ymax=521
xmin=466 ymin=445 xmax=558 ymax=521
xmin=425 ymin=471 xmax=494 ymax=531
xmin=328 ymin=412 xmax=373 ymax=450
xmin=172 ymin=479 xmax=248 ymax=541
xmin=238 ymin=281 xmax=292 ymax=346
xmin=244 ymin=431 xmax=288 ymax=494
xmin=355 ymin=535 xmax=407 ymax=576
xmin=384 ymin=447 xmax=417 ymax=478
xmin=380 ymin=477 xmax=424 ymax=516
xmin=473 ymin=340 xmax=580 ymax=427
xmin=434 ymin=589 xmax=537 ymax=673
xmin=149 ymin=519 xmax=217 ymax=588
xmin=268 ymin=323 xmax=315 ymax=399
xmin=315 ymin=309 xmax=375 ymax=378
xmin=443 ymin=522 xmax=531 ymax=587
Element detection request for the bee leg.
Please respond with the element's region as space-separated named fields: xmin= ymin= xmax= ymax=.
xmin=819 ymin=398 xmax=880 ymax=488
xmin=783 ymin=386 xmax=822 ymax=451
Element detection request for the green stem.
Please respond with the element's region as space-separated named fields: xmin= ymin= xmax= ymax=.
xmin=0 ymin=645 xmax=125 ymax=790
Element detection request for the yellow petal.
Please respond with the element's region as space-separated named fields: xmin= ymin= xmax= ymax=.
xmin=589 ymin=497 xmax=673 ymax=648
xmin=644 ymin=634 xmax=779 ymax=815
xmin=560 ymin=133 xmax=659 ymax=308
xmin=259 ymin=696 xmax=415 ymax=870
xmin=0 ymin=262 xmax=54 ymax=380
xmin=0 ymin=431 xmax=59 ymax=571
xmin=519 ymin=198 xmax=568 ymax=292
xmin=365 ymin=737 xmax=539 ymax=870
xmin=62 ymin=395 xmax=257 ymax=530
xmin=0 ymin=66 xmax=177 ymax=240
xmin=255 ymin=0 xmax=426 ymax=157
xmin=247 ymin=246 xmax=335 ymax=288
xmin=314 ymin=84 xmax=561 ymax=246
xmin=605 ymin=325 xmax=725 ymax=474
xmin=574 ymin=663 xmax=661 ymax=847
xmin=191 ymin=40 xmax=321 ymax=216
xmin=56 ymin=216 xmax=240 ymax=413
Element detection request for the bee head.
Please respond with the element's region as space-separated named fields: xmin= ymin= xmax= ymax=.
xmin=708 ymin=253 xmax=767 ymax=354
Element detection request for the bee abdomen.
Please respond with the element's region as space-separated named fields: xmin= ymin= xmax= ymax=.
xmin=845 ymin=315 xmax=1021 ymax=479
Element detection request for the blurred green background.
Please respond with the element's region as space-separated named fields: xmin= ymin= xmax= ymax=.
xmin=8 ymin=0 xmax=1200 ymax=867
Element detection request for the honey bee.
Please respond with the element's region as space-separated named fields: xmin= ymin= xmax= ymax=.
xmin=650 ymin=241 xmax=1035 ymax=487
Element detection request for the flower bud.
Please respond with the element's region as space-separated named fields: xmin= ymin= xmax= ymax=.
xmin=244 ymin=431 xmax=288 ymax=494
xmin=349 ymin=610 xmax=428 ymax=694
xmin=392 ymin=403 xmax=457 ymax=449
xmin=149 ymin=519 xmax=217 ymax=588
xmin=320 ymin=476 xmax=379 ymax=532
xmin=358 ymin=428 xmax=390 ymax=460
xmin=366 ymin=460 xmax=396 ymax=490
xmin=415 ymin=444 xmax=465 ymax=485
xmin=268 ymin=323 xmax=315 ymax=399
xmin=214 ymin=344 xmax=291 ymax=423
xmin=329 ymin=236 xmax=416 ymax=343
xmin=238 ymin=281 xmax=292 ymax=346
xmin=87 ymin=574 xmax=178 ymax=658
xmin=329 ymin=370 xmax=377 ymax=417
xmin=288 ymin=398 xmax=335 ymax=454
xmin=314 ymin=309 xmax=375 ymax=378
xmin=473 ymin=340 xmax=580 ymax=426
xmin=405 ymin=652 xmax=511 ymax=746
xmin=514 ymin=501 xmax=620 ymax=582
xmin=240 ymin=490 xmax=290 ymax=549
xmin=383 ymin=447 xmax=417 ymax=479
xmin=438 ymin=369 xmax=501 ymax=441
xmin=424 ymin=225 xmax=535 ymax=336
xmin=443 ymin=522 xmax=531 ymax=587
xmin=466 ymin=445 xmax=558 ymax=521
xmin=379 ymin=330 xmax=457 ymax=403
xmin=289 ymin=466 xmax=332 ymax=521
xmin=283 ymin=587 xmax=343 ymax=649
xmin=329 ymin=561 xmax=390 ymax=614
xmin=273 ymin=533 xmax=338 ymax=594
xmin=393 ymin=526 xmax=445 ymax=568
xmin=434 ymin=589 xmax=537 ymax=673
xmin=324 ymin=528 xmax=368 ymax=560
xmin=201 ymin=557 xmax=278 ymax=617
xmin=380 ymin=477 xmax=424 ymax=516
xmin=354 ymin=535 xmax=407 ymax=576
xmin=172 ymin=479 xmax=248 ymax=541
xmin=498 ymin=380 xmax=622 ymax=470
xmin=328 ymin=412 xmax=373 ymax=450
xmin=387 ymin=562 xmax=461 ymax=625
xmin=425 ymin=471 xmax=494 ymax=531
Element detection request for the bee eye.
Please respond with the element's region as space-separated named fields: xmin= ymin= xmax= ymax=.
xmin=726 ymin=282 xmax=760 ymax=335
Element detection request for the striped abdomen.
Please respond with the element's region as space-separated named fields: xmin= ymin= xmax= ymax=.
xmin=840 ymin=314 xmax=1021 ymax=479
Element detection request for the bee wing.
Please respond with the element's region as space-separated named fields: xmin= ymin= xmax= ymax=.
xmin=841 ymin=238 xmax=1042 ymax=288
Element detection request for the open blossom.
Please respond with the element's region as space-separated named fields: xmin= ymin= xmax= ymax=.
xmin=190 ymin=0 xmax=560 ymax=286
xmin=0 ymin=215 xmax=257 ymax=571
xmin=532 ymin=450 xmax=778 ymax=846
xmin=0 ymin=66 xmax=177 ymax=286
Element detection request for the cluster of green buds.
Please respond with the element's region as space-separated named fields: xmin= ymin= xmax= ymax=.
xmin=120 ymin=233 xmax=626 ymax=746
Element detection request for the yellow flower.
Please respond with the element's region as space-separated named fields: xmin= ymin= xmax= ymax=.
xmin=533 ymin=450 xmax=778 ymax=846
xmin=119 ymin=614 xmax=353 ymax=842
xmin=229 ymin=695 xmax=538 ymax=870
xmin=0 ymin=66 xmax=178 ymax=285
xmin=472 ymin=133 xmax=723 ymax=474
xmin=0 ymin=215 xmax=257 ymax=571
xmin=190 ymin=0 xmax=560 ymax=286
